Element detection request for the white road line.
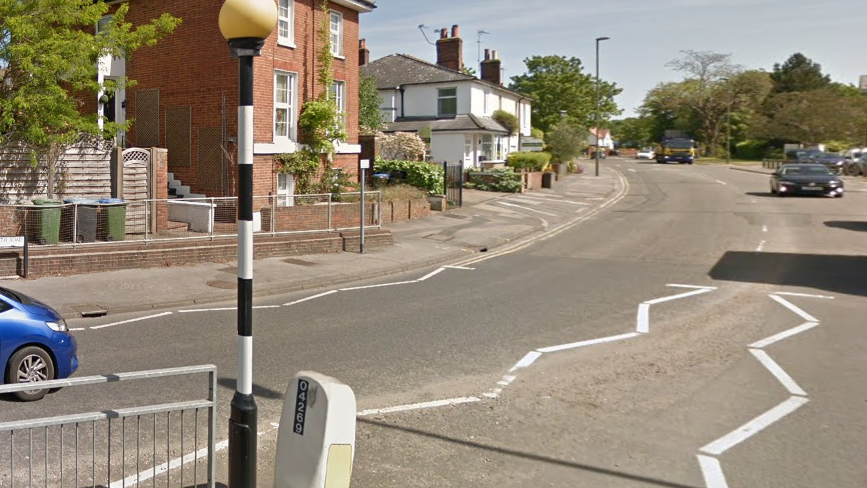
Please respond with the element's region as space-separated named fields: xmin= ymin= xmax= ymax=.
xmin=644 ymin=288 xmax=715 ymax=305
xmin=769 ymin=294 xmax=819 ymax=323
xmin=628 ymin=169 xmax=637 ymax=173
xmin=497 ymin=375 xmax=517 ymax=386
xmin=774 ymin=292 xmax=834 ymax=300
xmin=700 ymin=396 xmax=809 ymax=456
xmin=715 ymin=180 xmax=728 ymax=186
xmin=179 ymin=307 xmax=236 ymax=313
xmin=110 ymin=426 xmax=277 ymax=488
xmin=762 ymin=225 xmax=769 ymax=233
xmin=749 ymin=322 xmax=819 ymax=349
xmin=417 ymin=268 xmax=445 ymax=282
xmin=537 ymin=332 xmax=640 ymax=353
xmin=283 ymin=289 xmax=339 ymax=306
xmin=90 ymin=312 xmax=173 ymax=330
xmin=749 ymin=349 xmax=807 ymax=396
xmin=667 ymin=284 xmax=718 ymax=290
xmin=356 ymin=397 xmax=481 ymax=416
xmin=497 ymin=201 xmax=558 ymax=216
xmin=636 ymin=303 xmax=650 ymax=334
xmin=69 ymin=328 xmax=86 ymax=332
xmin=697 ymin=455 xmax=730 ymax=488
xmin=443 ymin=265 xmax=475 ymax=270
xmin=510 ymin=351 xmax=543 ymax=372
xmin=339 ymin=281 xmax=417 ymax=291
xmin=756 ymin=240 xmax=766 ymax=252
xmin=483 ymin=388 xmax=503 ymax=399
xmin=515 ymin=196 xmax=590 ymax=206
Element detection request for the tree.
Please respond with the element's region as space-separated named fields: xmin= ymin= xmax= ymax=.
xmin=359 ymin=75 xmax=384 ymax=135
xmin=609 ymin=117 xmax=654 ymax=147
xmin=770 ymin=53 xmax=831 ymax=94
xmin=756 ymin=88 xmax=867 ymax=145
xmin=378 ymin=132 xmax=426 ymax=161
xmin=509 ymin=55 xmax=621 ymax=133
xmin=661 ymin=50 xmax=742 ymax=156
xmin=0 ymin=1 xmax=180 ymax=163
xmin=546 ymin=118 xmax=586 ymax=164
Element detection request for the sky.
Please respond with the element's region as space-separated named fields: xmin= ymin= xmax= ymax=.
xmin=358 ymin=0 xmax=867 ymax=119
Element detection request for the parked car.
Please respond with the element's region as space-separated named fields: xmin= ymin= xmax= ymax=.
xmin=591 ymin=149 xmax=607 ymax=159
xmin=784 ymin=149 xmax=846 ymax=174
xmin=0 ymin=286 xmax=78 ymax=401
xmin=636 ymin=148 xmax=655 ymax=160
xmin=770 ymin=164 xmax=844 ymax=198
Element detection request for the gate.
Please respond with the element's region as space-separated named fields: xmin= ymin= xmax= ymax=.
xmin=443 ymin=162 xmax=463 ymax=208
xmin=122 ymin=148 xmax=151 ymax=234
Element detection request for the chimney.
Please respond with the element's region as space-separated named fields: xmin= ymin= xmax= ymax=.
xmin=359 ymin=39 xmax=369 ymax=66
xmin=436 ymin=24 xmax=463 ymax=72
xmin=480 ymin=48 xmax=502 ymax=85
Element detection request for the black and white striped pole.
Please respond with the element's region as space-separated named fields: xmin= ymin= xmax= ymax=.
xmin=218 ymin=1 xmax=276 ymax=487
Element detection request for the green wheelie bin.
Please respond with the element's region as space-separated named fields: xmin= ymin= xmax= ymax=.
xmin=29 ymin=199 xmax=62 ymax=245
xmin=96 ymin=198 xmax=127 ymax=241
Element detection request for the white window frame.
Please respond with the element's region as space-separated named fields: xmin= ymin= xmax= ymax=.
xmin=438 ymin=87 xmax=458 ymax=117
xmin=277 ymin=0 xmax=295 ymax=47
xmin=274 ymin=70 xmax=298 ymax=141
xmin=330 ymin=11 xmax=344 ymax=57
xmin=96 ymin=15 xmax=113 ymax=34
xmin=277 ymin=173 xmax=295 ymax=207
xmin=331 ymin=81 xmax=346 ymax=113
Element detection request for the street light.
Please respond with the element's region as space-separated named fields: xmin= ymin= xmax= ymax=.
xmin=595 ymin=36 xmax=610 ymax=177
xmin=722 ymin=77 xmax=733 ymax=164
xmin=218 ymin=0 xmax=276 ymax=487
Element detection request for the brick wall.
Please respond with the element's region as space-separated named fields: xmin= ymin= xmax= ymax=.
xmin=122 ymin=0 xmax=364 ymax=198
xmin=2 ymin=230 xmax=392 ymax=278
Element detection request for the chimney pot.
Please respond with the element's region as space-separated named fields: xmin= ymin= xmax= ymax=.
xmin=451 ymin=25 xmax=460 ymax=38
xmin=484 ymin=49 xmax=491 ymax=61
xmin=492 ymin=50 xmax=498 ymax=60
xmin=359 ymin=39 xmax=366 ymax=49
xmin=440 ymin=28 xmax=448 ymax=39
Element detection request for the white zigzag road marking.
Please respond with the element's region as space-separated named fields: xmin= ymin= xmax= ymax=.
xmin=697 ymin=292 xmax=829 ymax=487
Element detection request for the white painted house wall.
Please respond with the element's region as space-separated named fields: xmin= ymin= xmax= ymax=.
xmin=431 ymin=133 xmax=465 ymax=165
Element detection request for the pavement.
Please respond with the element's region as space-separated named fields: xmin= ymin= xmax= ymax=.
xmin=5 ymin=168 xmax=623 ymax=318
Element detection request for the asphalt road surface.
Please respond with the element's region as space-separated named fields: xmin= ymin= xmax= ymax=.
xmin=3 ymin=159 xmax=866 ymax=488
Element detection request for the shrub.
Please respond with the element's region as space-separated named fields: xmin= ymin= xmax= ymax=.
xmin=467 ymin=168 xmax=522 ymax=193
xmin=374 ymin=158 xmax=444 ymax=195
xmin=492 ymin=110 xmax=519 ymax=135
xmin=507 ymin=151 xmax=552 ymax=172
xmin=734 ymin=140 xmax=768 ymax=160
xmin=379 ymin=132 xmax=427 ymax=161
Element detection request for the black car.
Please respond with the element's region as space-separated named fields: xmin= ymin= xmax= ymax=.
xmin=770 ymin=164 xmax=844 ymax=198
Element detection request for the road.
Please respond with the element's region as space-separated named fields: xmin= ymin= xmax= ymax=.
xmin=3 ymin=159 xmax=866 ymax=488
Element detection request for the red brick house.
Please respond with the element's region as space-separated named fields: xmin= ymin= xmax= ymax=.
xmin=90 ymin=0 xmax=375 ymax=199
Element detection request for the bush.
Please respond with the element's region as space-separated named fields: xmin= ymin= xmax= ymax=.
xmin=466 ymin=168 xmax=522 ymax=193
xmin=492 ymin=110 xmax=519 ymax=135
xmin=734 ymin=140 xmax=768 ymax=160
xmin=506 ymin=151 xmax=551 ymax=172
xmin=374 ymin=158 xmax=445 ymax=195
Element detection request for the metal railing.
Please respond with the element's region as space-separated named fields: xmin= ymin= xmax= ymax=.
xmin=1 ymin=192 xmax=382 ymax=247
xmin=0 ymin=365 xmax=217 ymax=488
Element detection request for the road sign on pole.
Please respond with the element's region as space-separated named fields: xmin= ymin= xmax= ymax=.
xmin=359 ymin=159 xmax=369 ymax=254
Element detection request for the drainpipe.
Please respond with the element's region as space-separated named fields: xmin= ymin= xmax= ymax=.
xmin=398 ymin=85 xmax=405 ymax=118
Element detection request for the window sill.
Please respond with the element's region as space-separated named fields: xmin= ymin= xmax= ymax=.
xmin=254 ymin=139 xmax=299 ymax=155
xmin=277 ymin=39 xmax=296 ymax=49
xmin=332 ymin=54 xmax=346 ymax=60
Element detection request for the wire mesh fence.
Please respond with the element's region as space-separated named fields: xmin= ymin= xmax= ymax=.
xmin=0 ymin=192 xmax=382 ymax=247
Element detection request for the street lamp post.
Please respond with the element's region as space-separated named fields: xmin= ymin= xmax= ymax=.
xmin=218 ymin=0 xmax=276 ymax=487
xmin=595 ymin=37 xmax=610 ymax=177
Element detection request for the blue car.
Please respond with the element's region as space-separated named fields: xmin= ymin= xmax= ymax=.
xmin=0 ymin=286 xmax=78 ymax=401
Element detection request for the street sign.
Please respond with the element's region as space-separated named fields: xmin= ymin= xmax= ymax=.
xmin=359 ymin=159 xmax=370 ymax=169
xmin=0 ymin=236 xmax=25 ymax=248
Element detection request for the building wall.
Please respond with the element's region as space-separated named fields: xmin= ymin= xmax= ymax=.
xmin=430 ymin=133 xmax=464 ymax=165
xmin=120 ymin=0 xmax=363 ymax=198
